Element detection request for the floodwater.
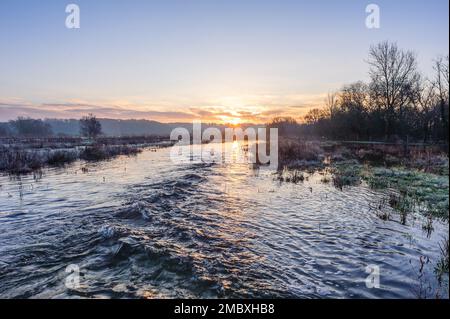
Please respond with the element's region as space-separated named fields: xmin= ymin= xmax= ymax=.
xmin=0 ymin=143 xmax=448 ymax=298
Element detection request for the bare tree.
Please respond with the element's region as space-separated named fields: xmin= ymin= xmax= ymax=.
xmin=340 ymin=82 xmax=369 ymax=110
xmin=9 ymin=117 xmax=53 ymax=137
xmin=298 ymin=43 xmax=448 ymax=143
xmin=338 ymin=82 xmax=370 ymax=140
xmin=413 ymin=77 xmax=438 ymax=142
xmin=325 ymin=91 xmax=338 ymax=115
xmin=433 ymin=55 xmax=449 ymax=141
xmin=304 ymin=108 xmax=330 ymax=125
xmin=80 ymin=114 xmax=102 ymax=139
xmin=268 ymin=117 xmax=299 ymax=136
xmin=368 ymin=41 xmax=420 ymax=139
xmin=0 ymin=124 xmax=10 ymax=137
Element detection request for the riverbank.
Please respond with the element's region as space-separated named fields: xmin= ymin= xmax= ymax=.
xmin=277 ymin=139 xmax=449 ymax=221
xmin=0 ymin=136 xmax=172 ymax=175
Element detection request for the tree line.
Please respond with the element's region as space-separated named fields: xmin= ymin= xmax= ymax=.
xmin=0 ymin=114 xmax=102 ymax=139
xmin=298 ymin=41 xmax=449 ymax=143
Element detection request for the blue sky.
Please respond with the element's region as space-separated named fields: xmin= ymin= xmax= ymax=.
xmin=0 ymin=0 xmax=448 ymax=122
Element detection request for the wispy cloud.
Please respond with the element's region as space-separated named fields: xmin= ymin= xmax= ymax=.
xmin=0 ymin=93 xmax=326 ymax=123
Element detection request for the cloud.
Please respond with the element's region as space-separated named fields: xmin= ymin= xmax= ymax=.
xmin=0 ymin=102 xmax=196 ymax=122
xmin=0 ymin=93 xmax=326 ymax=123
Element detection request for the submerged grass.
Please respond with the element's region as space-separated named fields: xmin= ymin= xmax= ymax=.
xmin=388 ymin=193 xmax=415 ymax=225
xmin=80 ymin=145 xmax=141 ymax=161
xmin=0 ymin=147 xmax=45 ymax=174
xmin=436 ymin=237 xmax=449 ymax=276
xmin=277 ymin=140 xmax=449 ymax=220
xmin=0 ymin=136 xmax=169 ymax=175
xmin=331 ymin=162 xmax=363 ymax=190
xmin=327 ymin=163 xmax=449 ymax=220
xmin=278 ymin=167 xmax=306 ymax=184
xmin=364 ymin=167 xmax=449 ymax=220
xmin=46 ymin=150 xmax=78 ymax=166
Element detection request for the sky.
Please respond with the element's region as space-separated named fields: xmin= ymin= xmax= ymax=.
xmin=0 ymin=0 xmax=448 ymax=123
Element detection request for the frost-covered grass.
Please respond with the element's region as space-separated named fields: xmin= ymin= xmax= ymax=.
xmin=0 ymin=136 xmax=171 ymax=175
xmin=276 ymin=139 xmax=449 ymax=219
xmin=364 ymin=167 xmax=449 ymax=220
xmin=277 ymin=139 xmax=448 ymax=175
xmin=0 ymin=144 xmax=142 ymax=174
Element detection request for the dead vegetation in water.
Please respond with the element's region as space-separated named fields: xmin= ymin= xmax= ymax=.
xmin=0 ymin=135 xmax=171 ymax=175
xmin=0 ymin=147 xmax=47 ymax=174
xmin=278 ymin=167 xmax=306 ymax=184
xmin=46 ymin=150 xmax=78 ymax=166
xmin=277 ymin=139 xmax=448 ymax=176
xmin=0 ymin=143 xmax=143 ymax=175
xmin=277 ymin=140 xmax=325 ymax=169
xmin=436 ymin=237 xmax=449 ymax=277
xmin=320 ymin=175 xmax=331 ymax=184
xmin=80 ymin=145 xmax=141 ymax=161
xmin=330 ymin=163 xmax=362 ymax=190
xmin=366 ymin=168 xmax=449 ymax=220
xmin=387 ymin=193 xmax=415 ymax=225
xmin=277 ymin=139 xmax=449 ymax=220
xmin=370 ymin=197 xmax=393 ymax=221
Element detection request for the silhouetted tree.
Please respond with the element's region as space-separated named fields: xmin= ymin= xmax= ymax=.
xmin=268 ymin=117 xmax=299 ymax=136
xmin=433 ymin=55 xmax=449 ymax=141
xmin=414 ymin=78 xmax=437 ymax=142
xmin=80 ymin=114 xmax=102 ymax=139
xmin=9 ymin=117 xmax=53 ymax=137
xmin=294 ymin=42 xmax=448 ymax=144
xmin=0 ymin=123 xmax=10 ymax=137
xmin=368 ymin=41 xmax=420 ymax=140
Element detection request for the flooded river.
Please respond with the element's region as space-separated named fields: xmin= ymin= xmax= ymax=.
xmin=0 ymin=144 xmax=448 ymax=298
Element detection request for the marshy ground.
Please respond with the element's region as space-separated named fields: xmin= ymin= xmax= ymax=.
xmin=0 ymin=136 xmax=171 ymax=175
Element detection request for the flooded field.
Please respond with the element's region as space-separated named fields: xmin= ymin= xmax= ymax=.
xmin=0 ymin=144 xmax=448 ymax=298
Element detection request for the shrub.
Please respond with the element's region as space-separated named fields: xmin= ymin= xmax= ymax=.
xmin=80 ymin=145 xmax=141 ymax=161
xmin=46 ymin=150 xmax=78 ymax=166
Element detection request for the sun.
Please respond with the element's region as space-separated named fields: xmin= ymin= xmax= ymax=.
xmin=229 ymin=117 xmax=241 ymax=126
xmin=221 ymin=116 xmax=241 ymax=126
